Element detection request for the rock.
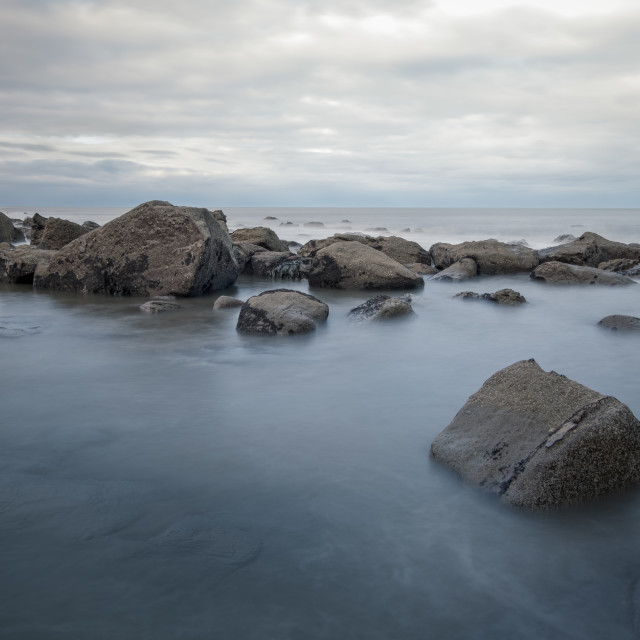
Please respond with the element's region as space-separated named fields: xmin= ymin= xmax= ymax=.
xmin=365 ymin=227 xmax=389 ymax=233
xmin=266 ymin=255 xmax=313 ymax=280
xmin=298 ymin=233 xmax=368 ymax=257
xmin=530 ymin=261 xmax=636 ymax=286
xmin=348 ymin=295 xmax=415 ymax=321
xmin=406 ymin=263 xmax=438 ymax=275
xmin=140 ymin=300 xmax=184 ymax=313
xmin=455 ymin=288 xmax=526 ymax=305
xmin=304 ymin=221 xmax=325 ymax=228
xmin=213 ymin=295 xmax=244 ymax=309
xmin=287 ymin=241 xmax=302 ymax=252
xmin=538 ymin=232 xmax=640 ymax=267
xmin=597 ymin=258 xmax=640 ymax=273
xmin=430 ymin=258 xmax=478 ymax=281
xmin=82 ymin=221 xmax=100 ymax=230
xmin=430 ymin=240 xmax=539 ymax=275
xmin=236 ymin=289 xmax=329 ymax=335
xmin=308 ymin=241 xmax=424 ymax=290
xmin=250 ymin=251 xmax=292 ymax=277
xmin=35 ymin=200 xmax=238 ymax=296
xmin=430 ymin=359 xmax=640 ymax=509
xmin=598 ymin=315 xmax=640 ymax=332
xmin=233 ymin=242 xmax=268 ymax=275
xmin=211 ymin=210 xmax=228 ymax=233
xmin=230 ymin=227 xmax=288 ymax=252
xmin=29 ymin=213 xmax=48 ymax=245
xmin=35 ymin=217 xmax=91 ymax=250
xmin=264 ymin=216 xmax=278 ymax=220
xmin=0 ymin=211 xmax=24 ymax=245
xmin=0 ymin=245 xmax=57 ymax=283
xmin=552 ymin=234 xmax=577 ymax=244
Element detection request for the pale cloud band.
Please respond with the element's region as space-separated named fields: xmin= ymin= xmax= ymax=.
xmin=1 ymin=0 xmax=638 ymax=206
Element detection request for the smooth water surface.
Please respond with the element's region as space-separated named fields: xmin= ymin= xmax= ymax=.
xmin=1 ymin=208 xmax=640 ymax=639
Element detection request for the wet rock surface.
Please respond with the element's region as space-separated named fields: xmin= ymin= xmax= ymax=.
xmin=431 ymin=359 xmax=640 ymax=509
xmin=455 ymin=288 xmax=526 ymax=304
xmin=531 ymin=261 xmax=637 ymax=285
xmin=140 ymin=299 xmax=184 ymax=313
xmin=213 ymin=295 xmax=244 ymax=309
xmin=598 ymin=315 xmax=640 ymax=332
xmin=236 ymin=289 xmax=329 ymax=335
xmin=348 ymin=295 xmax=415 ymax=321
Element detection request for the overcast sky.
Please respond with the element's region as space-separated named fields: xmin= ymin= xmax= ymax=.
xmin=1 ymin=0 xmax=638 ymax=206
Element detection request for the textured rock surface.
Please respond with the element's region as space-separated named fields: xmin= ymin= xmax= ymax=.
xmin=34 ymin=201 xmax=238 ymax=296
xmin=430 ymin=240 xmax=539 ymax=275
xmin=140 ymin=300 xmax=184 ymax=313
xmin=236 ymin=289 xmax=329 ymax=335
xmin=36 ymin=217 xmax=91 ymax=250
xmin=0 ymin=246 xmax=57 ymax=283
xmin=230 ymin=227 xmax=289 ymax=252
xmin=538 ymin=232 xmax=640 ymax=267
xmin=430 ymin=258 xmax=478 ymax=281
xmin=308 ymin=241 xmax=424 ymax=290
xmin=0 ymin=212 xmax=24 ymax=245
xmin=348 ymin=295 xmax=414 ymax=321
xmin=250 ymin=251 xmax=292 ymax=277
xmin=232 ymin=242 xmax=268 ymax=275
xmin=213 ymin=295 xmax=244 ymax=309
xmin=531 ymin=261 xmax=637 ymax=286
xmin=598 ymin=315 xmax=640 ymax=332
xmin=455 ymin=288 xmax=526 ymax=304
xmin=431 ymin=359 xmax=640 ymax=509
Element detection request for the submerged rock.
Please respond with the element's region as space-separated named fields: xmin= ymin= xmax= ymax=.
xmin=455 ymin=288 xmax=526 ymax=305
xmin=308 ymin=241 xmax=424 ymax=290
xmin=230 ymin=227 xmax=289 ymax=252
xmin=349 ymin=295 xmax=415 ymax=321
xmin=538 ymin=232 xmax=640 ymax=267
xmin=430 ymin=359 xmax=640 ymax=509
xmin=531 ymin=262 xmax=636 ymax=286
xmin=236 ymin=289 xmax=329 ymax=335
xmin=35 ymin=200 xmax=238 ymax=296
xmin=140 ymin=300 xmax=184 ymax=313
xmin=598 ymin=315 xmax=640 ymax=332
xmin=430 ymin=258 xmax=478 ymax=281
xmin=430 ymin=239 xmax=539 ymax=275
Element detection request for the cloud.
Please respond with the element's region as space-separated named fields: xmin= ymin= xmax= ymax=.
xmin=0 ymin=0 xmax=638 ymax=205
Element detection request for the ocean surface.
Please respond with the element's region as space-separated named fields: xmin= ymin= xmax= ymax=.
xmin=1 ymin=206 xmax=640 ymax=639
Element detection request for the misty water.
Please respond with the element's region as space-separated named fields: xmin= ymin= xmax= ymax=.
xmin=2 ymin=207 xmax=640 ymax=639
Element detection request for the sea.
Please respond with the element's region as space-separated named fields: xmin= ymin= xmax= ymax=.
xmin=1 ymin=206 xmax=640 ymax=639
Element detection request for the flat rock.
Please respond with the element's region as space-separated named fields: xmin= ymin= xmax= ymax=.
xmin=308 ymin=241 xmax=424 ymax=290
xmin=140 ymin=300 xmax=184 ymax=313
xmin=531 ymin=261 xmax=637 ymax=286
xmin=349 ymin=295 xmax=414 ymax=321
xmin=598 ymin=315 xmax=640 ymax=332
xmin=213 ymin=295 xmax=244 ymax=309
xmin=431 ymin=258 xmax=478 ymax=281
xmin=34 ymin=201 xmax=238 ymax=296
xmin=230 ymin=227 xmax=289 ymax=252
xmin=0 ymin=245 xmax=57 ymax=283
xmin=431 ymin=359 xmax=640 ymax=509
xmin=455 ymin=288 xmax=526 ymax=304
xmin=236 ymin=289 xmax=329 ymax=335
xmin=538 ymin=232 xmax=640 ymax=267
xmin=430 ymin=239 xmax=539 ymax=275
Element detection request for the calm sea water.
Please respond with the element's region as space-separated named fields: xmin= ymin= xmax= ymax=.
xmin=1 ymin=207 xmax=640 ymax=639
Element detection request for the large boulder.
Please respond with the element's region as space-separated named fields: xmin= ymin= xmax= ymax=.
xmin=538 ymin=232 xmax=640 ymax=267
xmin=236 ymin=289 xmax=329 ymax=335
xmin=429 ymin=240 xmax=539 ymax=275
xmin=531 ymin=261 xmax=636 ymax=286
xmin=430 ymin=258 xmax=478 ymax=281
xmin=33 ymin=216 xmax=91 ymax=250
xmin=0 ymin=245 xmax=57 ymax=283
xmin=230 ymin=227 xmax=289 ymax=252
xmin=431 ymin=359 xmax=640 ymax=509
xmin=34 ymin=201 xmax=238 ymax=296
xmin=0 ymin=212 xmax=24 ymax=245
xmin=308 ymin=241 xmax=424 ymax=290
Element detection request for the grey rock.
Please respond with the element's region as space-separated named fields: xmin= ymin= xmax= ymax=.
xmin=35 ymin=200 xmax=238 ymax=296
xmin=140 ymin=300 xmax=184 ymax=313
xmin=430 ymin=359 xmax=640 ymax=509
xmin=211 ymin=210 xmax=228 ymax=233
xmin=538 ymin=232 xmax=640 ymax=267
xmin=233 ymin=242 xmax=268 ymax=275
xmin=455 ymin=288 xmax=526 ymax=304
xmin=349 ymin=295 xmax=415 ymax=321
xmin=308 ymin=241 xmax=424 ymax=290
xmin=250 ymin=251 xmax=292 ymax=277
xmin=531 ymin=261 xmax=636 ymax=286
xmin=304 ymin=221 xmax=325 ymax=228
xmin=230 ymin=227 xmax=289 ymax=252
xmin=36 ymin=217 xmax=91 ymax=250
xmin=267 ymin=255 xmax=313 ymax=280
xmin=0 ymin=211 xmax=24 ymax=245
xmin=213 ymin=295 xmax=244 ymax=309
xmin=598 ymin=315 xmax=640 ymax=332
xmin=430 ymin=239 xmax=539 ymax=275
xmin=406 ymin=263 xmax=438 ymax=275
xmin=236 ymin=289 xmax=329 ymax=336
xmin=597 ymin=258 xmax=640 ymax=273
xmin=29 ymin=213 xmax=48 ymax=245
xmin=0 ymin=245 xmax=57 ymax=283
xmin=431 ymin=258 xmax=478 ymax=281
xmin=82 ymin=221 xmax=100 ymax=230
xmin=552 ymin=234 xmax=577 ymax=244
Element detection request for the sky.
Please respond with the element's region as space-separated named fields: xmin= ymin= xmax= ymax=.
xmin=1 ymin=0 xmax=638 ymax=207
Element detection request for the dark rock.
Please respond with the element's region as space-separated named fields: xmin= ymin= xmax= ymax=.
xmin=236 ymin=289 xmax=329 ymax=335
xmin=538 ymin=232 xmax=640 ymax=267
xmin=233 ymin=242 xmax=268 ymax=275
xmin=140 ymin=300 xmax=184 ymax=313
xmin=598 ymin=315 xmax=640 ymax=332
xmin=213 ymin=295 xmax=244 ymax=309
xmin=552 ymin=234 xmax=577 ymax=244
xmin=250 ymin=251 xmax=292 ymax=277
xmin=455 ymin=288 xmax=526 ymax=305
xmin=430 ymin=258 xmax=478 ymax=281
xmin=230 ymin=227 xmax=289 ymax=252
xmin=36 ymin=217 xmax=91 ymax=250
xmin=308 ymin=241 xmax=424 ymax=290
xmin=304 ymin=221 xmax=325 ymax=228
xmin=82 ymin=221 xmax=100 ymax=230
xmin=35 ymin=201 xmax=238 ymax=296
xmin=0 ymin=211 xmax=24 ymax=245
xmin=0 ymin=245 xmax=57 ymax=284
xmin=531 ymin=261 xmax=636 ymax=286
xmin=430 ymin=359 xmax=640 ymax=509
xmin=211 ymin=210 xmax=228 ymax=233
xmin=430 ymin=239 xmax=539 ymax=275
xmin=597 ymin=258 xmax=640 ymax=273
xmin=264 ymin=216 xmax=278 ymax=220
xmin=29 ymin=213 xmax=48 ymax=246
xmin=267 ymin=255 xmax=313 ymax=280
xmin=348 ymin=295 xmax=415 ymax=321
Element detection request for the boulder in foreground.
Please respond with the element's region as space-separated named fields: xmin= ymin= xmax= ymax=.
xmin=236 ymin=289 xmax=329 ymax=335
xmin=431 ymin=359 xmax=640 ymax=509
xmin=34 ymin=201 xmax=238 ymax=296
